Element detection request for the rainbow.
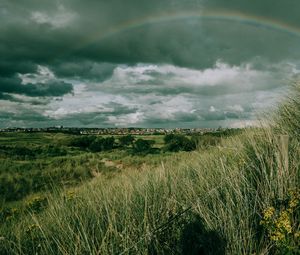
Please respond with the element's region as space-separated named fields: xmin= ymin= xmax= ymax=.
xmin=72 ymin=10 xmax=300 ymax=51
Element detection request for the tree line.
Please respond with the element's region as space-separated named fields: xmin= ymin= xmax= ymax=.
xmin=69 ymin=133 xmax=226 ymax=154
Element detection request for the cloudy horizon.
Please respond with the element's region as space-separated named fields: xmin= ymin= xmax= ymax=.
xmin=1 ymin=0 xmax=300 ymax=128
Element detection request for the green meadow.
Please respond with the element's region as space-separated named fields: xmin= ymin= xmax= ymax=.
xmin=0 ymin=86 xmax=299 ymax=254
xmin=0 ymin=132 xmax=179 ymax=203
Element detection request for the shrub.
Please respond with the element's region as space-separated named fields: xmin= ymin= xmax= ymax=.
xmin=119 ymin=135 xmax=135 ymax=147
xmin=164 ymin=134 xmax=196 ymax=152
xmin=102 ymin=137 xmax=115 ymax=151
xmin=89 ymin=137 xmax=115 ymax=152
xmin=164 ymin=134 xmax=176 ymax=144
xmin=89 ymin=138 xmax=104 ymax=152
xmin=69 ymin=136 xmax=96 ymax=149
xmin=133 ymin=139 xmax=155 ymax=154
xmin=260 ymin=189 xmax=300 ymax=254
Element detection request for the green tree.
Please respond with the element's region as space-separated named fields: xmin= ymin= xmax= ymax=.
xmin=164 ymin=134 xmax=196 ymax=152
xmin=164 ymin=133 xmax=176 ymax=144
xmin=89 ymin=138 xmax=104 ymax=152
xmin=89 ymin=137 xmax=115 ymax=152
xmin=119 ymin=135 xmax=135 ymax=147
xmin=70 ymin=136 xmax=96 ymax=149
xmin=102 ymin=137 xmax=115 ymax=151
xmin=133 ymin=139 xmax=155 ymax=154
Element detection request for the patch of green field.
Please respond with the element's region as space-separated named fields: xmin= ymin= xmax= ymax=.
xmin=0 ymin=132 xmax=178 ymax=205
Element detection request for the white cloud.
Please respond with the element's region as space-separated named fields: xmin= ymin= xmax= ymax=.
xmin=227 ymin=105 xmax=244 ymax=112
xmin=43 ymin=91 xmax=118 ymax=119
xmin=48 ymin=61 xmax=292 ymax=126
xmin=3 ymin=61 xmax=294 ymax=128
xmin=209 ymin=106 xmax=216 ymax=112
xmin=230 ymin=120 xmax=260 ymax=128
xmin=96 ymin=61 xmax=284 ymax=96
xmin=19 ymin=65 xmax=55 ymax=84
xmin=107 ymin=112 xmax=144 ymax=126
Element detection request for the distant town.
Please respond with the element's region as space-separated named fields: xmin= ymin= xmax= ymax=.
xmin=0 ymin=126 xmax=233 ymax=135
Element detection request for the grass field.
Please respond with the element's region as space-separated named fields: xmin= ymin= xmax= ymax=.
xmin=0 ymin=85 xmax=299 ymax=254
xmin=0 ymin=132 xmax=181 ymax=205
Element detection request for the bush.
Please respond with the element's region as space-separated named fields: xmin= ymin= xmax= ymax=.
xmin=164 ymin=134 xmax=176 ymax=144
xmin=89 ymin=138 xmax=104 ymax=152
xmin=69 ymin=136 xmax=96 ymax=149
xmin=89 ymin=137 xmax=115 ymax=152
xmin=164 ymin=134 xmax=196 ymax=152
xmin=133 ymin=139 xmax=155 ymax=154
xmin=102 ymin=137 xmax=115 ymax=151
xmin=119 ymin=135 xmax=135 ymax=147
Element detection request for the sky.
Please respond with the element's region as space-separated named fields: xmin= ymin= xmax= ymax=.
xmin=1 ymin=0 xmax=300 ymax=128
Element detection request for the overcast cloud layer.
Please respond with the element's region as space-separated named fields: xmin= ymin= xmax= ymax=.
xmin=1 ymin=0 xmax=300 ymax=128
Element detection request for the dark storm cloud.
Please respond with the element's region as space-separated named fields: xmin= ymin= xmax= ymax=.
xmin=202 ymin=0 xmax=300 ymax=27
xmin=0 ymin=92 xmax=15 ymax=101
xmin=1 ymin=0 xmax=300 ymax=74
xmin=0 ymin=76 xmax=73 ymax=98
xmin=0 ymin=108 xmax=48 ymax=122
xmin=0 ymin=92 xmax=50 ymax=105
xmin=51 ymin=61 xmax=116 ymax=81
xmin=0 ymin=61 xmax=37 ymax=77
xmin=1 ymin=0 xmax=300 ymax=127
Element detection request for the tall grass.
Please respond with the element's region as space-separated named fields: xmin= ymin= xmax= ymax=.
xmin=1 ymin=85 xmax=299 ymax=254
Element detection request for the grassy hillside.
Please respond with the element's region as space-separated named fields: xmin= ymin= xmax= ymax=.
xmin=0 ymin=133 xmax=179 ymax=203
xmin=0 ymin=86 xmax=300 ymax=254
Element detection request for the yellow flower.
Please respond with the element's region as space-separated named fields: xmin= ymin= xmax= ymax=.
xmin=288 ymin=197 xmax=299 ymax=209
xmin=263 ymin=207 xmax=275 ymax=220
xmin=259 ymin=220 xmax=265 ymax=226
xmin=275 ymin=211 xmax=292 ymax=234
xmin=270 ymin=231 xmax=285 ymax=242
xmin=262 ymin=191 xmax=299 ymax=249
xmin=65 ymin=190 xmax=77 ymax=201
